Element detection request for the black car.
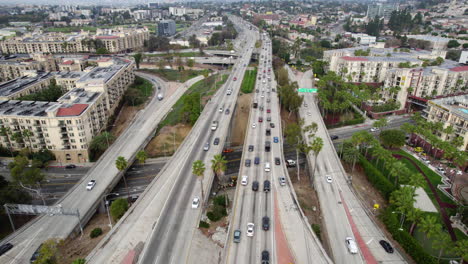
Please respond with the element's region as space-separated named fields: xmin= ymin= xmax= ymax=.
xmin=65 ymin=164 xmax=76 ymax=169
xmin=262 ymin=216 xmax=270 ymax=231
xmin=252 ymin=181 xmax=259 ymax=191
xmin=0 ymin=243 xmax=13 ymax=256
xmin=214 ymin=137 xmax=220 ymax=145
xmin=274 ymin=157 xmax=280 ymax=165
xmin=254 ymin=157 xmax=260 ymax=165
xmin=270 ymin=123 xmax=275 ymax=128
xmin=256 ymin=89 xmax=259 ymax=93
xmin=225 ymin=109 xmax=230 ymax=115
xmin=331 ymin=135 xmax=339 ymax=140
xmin=261 ymin=250 xmax=270 ymax=264
xmin=245 ymin=159 xmax=251 ymax=167
xmin=263 ymin=180 xmax=270 ymax=192
xmin=379 ymin=240 xmax=394 ymax=253
xmin=248 ymin=145 xmax=254 ymax=152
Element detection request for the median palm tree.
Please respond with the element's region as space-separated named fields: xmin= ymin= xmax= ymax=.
xmin=211 ymin=154 xmax=227 ymax=183
xmin=136 ymin=150 xmax=148 ymax=164
xmin=192 ymin=160 xmax=206 ymax=208
xmin=115 ymin=156 xmax=131 ymax=204
xmin=310 ymin=137 xmax=323 ymax=187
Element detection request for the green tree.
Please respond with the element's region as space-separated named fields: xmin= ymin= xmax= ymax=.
xmin=285 ymin=122 xmax=303 ymax=180
xmin=133 ymin=53 xmax=142 ymax=69
xmin=373 ymin=118 xmax=388 ymax=130
xmin=419 ymin=215 xmax=442 ymax=239
xmin=115 ymin=156 xmax=130 ymax=203
xmin=211 ymin=154 xmax=227 ymax=183
xmin=408 ymin=172 xmax=425 ymax=192
xmin=390 ymin=161 xmax=408 ymax=185
xmin=72 ymin=259 xmax=86 ymax=264
xmin=310 ymin=137 xmax=324 ymax=187
xmin=192 ymin=160 xmax=206 ymax=208
xmin=89 ymin=132 xmax=115 ymax=160
xmin=22 ymin=129 xmax=34 ymax=153
xmin=447 ymin=39 xmax=461 ymax=48
xmin=34 ymin=239 xmax=59 ymax=264
xmin=452 ymin=239 xmax=468 ymax=263
xmin=371 ymin=146 xmax=391 ymax=168
xmin=0 ymin=127 xmax=13 ymax=156
xmin=136 ymin=150 xmax=147 ymax=164
xmin=96 ymin=47 xmax=110 ymax=54
xmin=433 ymin=231 xmax=453 ymax=262
xmin=379 ymin=129 xmax=406 ymax=148
xmin=187 ymin=59 xmax=195 ymax=68
xmin=406 ymin=207 xmax=423 ymax=235
xmin=390 ymin=186 xmax=416 ymax=228
xmin=110 ymin=198 xmax=129 ymax=222
xmin=342 ymin=141 xmax=360 ymax=171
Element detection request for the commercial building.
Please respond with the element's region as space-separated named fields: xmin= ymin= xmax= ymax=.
xmin=0 ymin=57 xmax=135 ymax=162
xmin=424 ymin=94 xmax=468 ymax=151
xmin=158 ymin=20 xmax=176 ymax=37
xmin=366 ymin=3 xmax=399 ymax=19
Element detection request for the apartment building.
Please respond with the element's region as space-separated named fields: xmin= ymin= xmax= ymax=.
xmin=367 ymin=3 xmax=399 ymax=19
xmin=0 ymin=27 xmax=149 ymax=54
xmin=0 ymin=72 xmax=54 ymax=100
xmin=424 ymin=94 xmax=468 ymax=151
xmin=158 ymin=20 xmax=176 ymax=37
xmin=0 ymin=58 xmax=135 ymax=162
xmin=0 ymin=54 xmax=59 ymax=82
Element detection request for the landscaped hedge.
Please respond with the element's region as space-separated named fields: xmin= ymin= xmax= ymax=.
xmin=326 ymin=117 xmax=365 ymax=129
xmin=380 ymin=207 xmax=437 ymax=264
xmin=358 ymin=156 xmax=395 ymax=199
xmin=90 ymin=227 xmax=103 ymax=238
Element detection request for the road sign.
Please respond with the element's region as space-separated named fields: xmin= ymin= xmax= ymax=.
xmin=297 ymin=88 xmax=318 ymax=93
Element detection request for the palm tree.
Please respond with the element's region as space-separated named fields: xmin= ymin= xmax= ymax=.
xmin=390 ymin=186 xmax=416 ymax=229
xmin=408 ymin=172 xmax=425 ymax=192
xmin=136 ymin=150 xmax=148 ymax=164
xmin=211 ymin=154 xmax=227 ymax=183
xmin=390 ymin=161 xmax=408 ymax=186
xmin=342 ymin=142 xmax=360 ymax=172
xmin=0 ymin=127 xmax=13 ymax=156
xmin=419 ymin=215 xmax=442 ymax=239
xmin=115 ymin=156 xmax=131 ymax=203
xmin=310 ymin=137 xmax=324 ymax=187
xmin=433 ymin=231 xmax=453 ymax=263
xmin=192 ymin=160 xmax=206 ymax=208
xmin=371 ymin=146 xmax=391 ymax=168
xmin=406 ymin=207 xmax=423 ymax=235
xmin=452 ymin=239 xmax=468 ymax=263
xmin=22 ymin=129 xmax=34 ymax=153
xmin=11 ymin=132 xmax=23 ymax=146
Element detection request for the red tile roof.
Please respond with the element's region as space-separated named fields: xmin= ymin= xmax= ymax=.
xmin=61 ymin=60 xmax=74 ymax=65
xmin=450 ymin=66 xmax=468 ymax=72
xmin=96 ymin=35 xmax=119 ymax=39
xmin=341 ymin=56 xmax=368 ymax=62
xmin=56 ymin=104 xmax=88 ymax=117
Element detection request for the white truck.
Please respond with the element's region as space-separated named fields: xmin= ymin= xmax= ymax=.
xmin=211 ymin=121 xmax=218 ymax=131
xmin=157 ymin=93 xmax=163 ymax=100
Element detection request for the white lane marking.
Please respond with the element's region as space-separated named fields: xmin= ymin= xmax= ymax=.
xmin=8 ymin=227 xmax=43 ymax=264
xmin=366 ymin=238 xmax=374 ymax=245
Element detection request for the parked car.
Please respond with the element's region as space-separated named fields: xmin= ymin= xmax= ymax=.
xmin=86 ymin=180 xmax=96 ymax=191
xmin=65 ymin=164 xmax=76 ymax=169
xmin=370 ymin=127 xmax=380 ymax=132
xmin=223 ymin=148 xmax=234 ymax=153
xmin=437 ymin=167 xmax=446 ymax=174
xmin=379 ymin=240 xmax=394 ymax=253
xmin=286 ymin=160 xmax=296 ymax=168
xmin=233 ymin=230 xmax=241 ymax=243
xmin=330 ymin=135 xmax=339 ymax=140
xmin=213 ymin=137 xmax=220 ymax=145
xmin=192 ymin=197 xmax=200 ymax=208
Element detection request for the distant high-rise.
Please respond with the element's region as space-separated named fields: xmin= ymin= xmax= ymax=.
xmin=367 ymin=3 xmax=398 ymax=19
xmin=158 ymin=20 xmax=176 ymax=37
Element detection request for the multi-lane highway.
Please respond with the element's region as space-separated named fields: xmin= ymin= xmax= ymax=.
xmin=86 ymin=16 xmax=259 ymax=264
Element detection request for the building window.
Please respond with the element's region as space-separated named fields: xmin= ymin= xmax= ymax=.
xmin=66 ymin=154 xmax=71 ymax=160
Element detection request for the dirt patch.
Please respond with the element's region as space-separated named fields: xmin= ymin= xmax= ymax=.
xmin=57 ymin=213 xmax=110 ymax=264
xmin=109 ymin=105 xmax=142 ymax=139
xmin=229 ymin=93 xmax=252 ymax=146
xmin=145 ymin=124 xmax=192 ymax=158
xmin=281 ymin=107 xmax=299 ymax=126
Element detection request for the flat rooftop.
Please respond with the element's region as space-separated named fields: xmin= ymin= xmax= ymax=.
xmin=430 ymin=94 xmax=468 ymax=120
xmin=54 ymin=71 xmax=86 ymax=79
xmin=58 ymin=88 xmax=101 ymax=105
xmin=0 ymin=100 xmax=58 ymax=117
xmin=0 ymin=72 xmax=52 ymax=98
xmin=77 ymin=64 xmax=124 ymax=84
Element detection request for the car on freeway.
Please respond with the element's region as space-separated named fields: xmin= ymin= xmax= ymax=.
xmin=331 ymin=135 xmax=339 ymax=140
xmin=203 ymin=142 xmax=210 ymax=151
xmin=266 ymin=109 xmax=271 ymax=113
xmin=248 ymin=145 xmax=254 ymax=152
xmin=261 ymin=250 xmax=270 ymax=264
xmin=192 ymin=197 xmax=200 ymax=208
xmin=273 ymin=137 xmax=279 ymax=143
xmin=0 ymin=243 xmax=13 ymax=256
xmin=266 ymin=116 xmax=271 ymax=122
xmin=275 ymin=157 xmax=280 ymax=165
xmin=326 ymin=176 xmax=333 ymax=183
xmin=225 ymin=108 xmax=230 ymax=115
xmin=262 ymin=216 xmax=270 ymax=230
xmin=258 ymin=117 xmax=263 ymax=123
xmin=233 ymin=230 xmax=241 ymax=243
xmin=261 ymin=94 xmax=264 ymax=98
xmin=65 ymin=164 xmax=76 ymax=169
xmin=254 ymin=157 xmax=260 ymax=165
xmin=252 ymin=123 xmax=256 ymax=128
xmin=219 ymin=107 xmax=223 ymax=112
xmin=86 ymin=180 xmax=96 ymax=191
xmin=307 ymin=111 xmax=311 ymax=116
xmin=245 ymin=159 xmax=251 ymax=167
xmin=345 ymin=237 xmax=358 ymax=254
xmin=379 ymin=240 xmax=394 ymax=253
xmin=252 ymin=181 xmax=259 ymax=191
xmin=279 ymin=176 xmax=286 ymax=186
xmin=263 ymin=180 xmax=271 ymax=192
xmin=241 ymin=175 xmax=248 ymax=185
xmin=233 ymin=77 xmax=237 ymax=81
xmin=262 ymin=79 xmax=266 ymax=83
xmin=304 ymin=103 xmax=308 ymax=107
xmin=270 ymin=123 xmax=275 ymax=128
xmin=247 ymin=223 xmax=255 ymax=237
xmin=266 ymin=98 xmax=270 ymax=103
xmin=370 ymin=127 xmax=380 ymax=132
xmin=213 ymin=137 xmax=220 ymax=145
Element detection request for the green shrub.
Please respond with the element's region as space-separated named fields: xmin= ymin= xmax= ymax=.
xmin=90 ymin=227 xmax=103 ymax=238
xmin=358 ymin=156 xmax=395 ymax=199
xmin=213 ymin=195 xmax=227 ymax=207
xmin=380 ymin=207 xmax=437 ymax=264
xmin=206 ymin=205 xmax=227 ymax=222
xmin=72 ymin=258 xmax=86 ymax=264
xmin=110 ymin=198 xmax=129 ymax=222
xmin=199 ymin=220 xmax=210 ymax=228
xmin=312 ymin=224 xmax=322 ymax=241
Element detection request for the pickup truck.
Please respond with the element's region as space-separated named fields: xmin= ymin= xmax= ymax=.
xmin=211 ymin=121 xmax=218 ymax=131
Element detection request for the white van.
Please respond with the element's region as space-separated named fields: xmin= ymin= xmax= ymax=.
xmin=264 ymin=162 xmax=270 ymax=172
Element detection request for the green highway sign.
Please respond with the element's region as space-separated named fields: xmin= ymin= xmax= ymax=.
xmin=297 ymin=88 xmax=318 ymax=93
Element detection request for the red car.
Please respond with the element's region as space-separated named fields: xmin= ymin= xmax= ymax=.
xmin=258 ymin=117 xmax=263 ymax=123
xmin=267 ymin=109 xmax=271 ymax=113
xmin=233 ymin=77 xmax=237 ymax=81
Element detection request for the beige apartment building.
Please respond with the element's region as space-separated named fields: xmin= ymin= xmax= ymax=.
xmin=0 ymin=58 xmax=135 ymax=163
xmin=0 ymin=72 xmax=55 ymax=100
xmin=424 ymin=94 xmax=468 ymax=151
xmin=0 ymin=27 xmax=149 ymax=54
xmin=0 ymin=53 xmax=59 ymax=82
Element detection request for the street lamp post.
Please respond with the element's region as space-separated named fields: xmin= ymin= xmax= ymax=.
xmin=103 ymin=193 xmax=119 ymax=229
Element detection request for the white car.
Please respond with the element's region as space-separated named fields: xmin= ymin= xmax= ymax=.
xmin=247 ymin=223 xmax=255 ymax=237
xmin=252 ymin=123 xmax=256 ymax=128
xmin=370 ymin=127 xmax=380 ymax=132
xmin=219 ymin=107 xmax=223 ymax=112
xmin=192 ymin=197 xmax=200 ymax=209
xmin=345 ymin=237 xmax=358 ymax=254
xmin=307 ymin=111 xmax=311 ymax=116
xmin=326 ymin=176 xmax=332 ymax=183
xmin=203 ymin=142 xmax=210 ymax=151
xmin=241 ymin=175 xmax=248 ymax=186
xmin=86 ymin=180 xmax=96 ymax=191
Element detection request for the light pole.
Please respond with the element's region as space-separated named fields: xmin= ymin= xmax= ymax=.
xmin=392 ymin=211 xmax=405 ymax=231
xmin=103 ymin=193 xmax=119 ymax=229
